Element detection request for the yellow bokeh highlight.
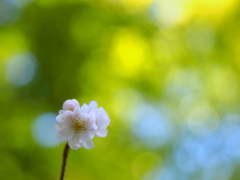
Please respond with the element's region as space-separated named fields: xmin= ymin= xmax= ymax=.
xmin=120 ymin=0 xmax=154 ymax=10
xmin=110 ymin=29 xmax=150 ymax=77
xmin=194 ymin=0 xmax=236 ymax=22
xmin=155 ymin=0 xmax=195 ymax=27
xmin=155 ymin=0 xmax=235 ymax=27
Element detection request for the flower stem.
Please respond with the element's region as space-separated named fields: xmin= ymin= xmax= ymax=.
xmin=60 ymin=143 xmax=70 ymax=180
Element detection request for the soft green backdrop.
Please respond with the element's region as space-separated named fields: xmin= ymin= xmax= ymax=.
xmin=0 ymin=0 xmax=240 ymax=179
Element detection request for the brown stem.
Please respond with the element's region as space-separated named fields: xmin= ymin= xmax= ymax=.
xmin=60 ymin=143 xmax=70 ymax=180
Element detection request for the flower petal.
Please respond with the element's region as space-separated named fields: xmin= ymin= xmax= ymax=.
xmin=58 ymin=110 xmax=64 ymax=115
xmin=88 ymin=128 xmax=97 ymax=139
xmin=59 ymin=111 xmax=74 ymax=124
xmin=63 ymin=99 xmax=79 ymax=111
xmin=68 ymin=141 xmax=81 ymax=150
xmin=96 ymin=107 xmax=109 ymax=119
xmin=57 ymin=128 xmax=73 ymax=141
xmin=89 ymin=111 xmax=96 ymax=121
xmin=68 ymin=133 xmax=81 ymax=150
xmin=83 ymin=140 xmax=94 ymax=149
xmin=96 ymin=129 xmax=108 ymax=137
xmin=58 ymin=117 xmax=72 ymax=128
xmin=89 ymin=101 xmax=97 ymax=110
xmin=97 ymin=119 xmax=110 ymax=129
xmin=81 ymin=103 xmax=89 ymax=113
xmin=56 ymin=122 xmax=63 ymax=131
xmin=73 ymin=106 xmax=82 ymax=119
xmin=85 ymin=118 xmax=97 ymax=130
xmin=56 ymin=115 xmax=64 ymax=122
xmin=79 ymin=112 xmax=91 ymax=121
xmin=79 ymin=131 xmax=92 ymax=143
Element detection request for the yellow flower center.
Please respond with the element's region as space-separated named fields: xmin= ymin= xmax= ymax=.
xmin=71 ymin=119 xmax=86 ymax=133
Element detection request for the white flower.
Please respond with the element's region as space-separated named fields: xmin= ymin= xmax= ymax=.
xmin=56 ymin=99 xmax=110 ymax=150
xmin=56 ymin=106 xmax=97 ymax=150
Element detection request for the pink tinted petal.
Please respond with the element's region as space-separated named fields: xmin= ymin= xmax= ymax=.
xmin=63 ymin=99 xmax=79 ymax=111
xmin=96 ymin=129 xmax=108 ymax=137
xmin=83 ymin=140 xmax=94 ymax=149
xmin=57 ymin=129 xmax=73 ymax=141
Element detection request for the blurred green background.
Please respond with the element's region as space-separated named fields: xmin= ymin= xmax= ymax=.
xmin=1 ymin=0 xmax=240 ymax=179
